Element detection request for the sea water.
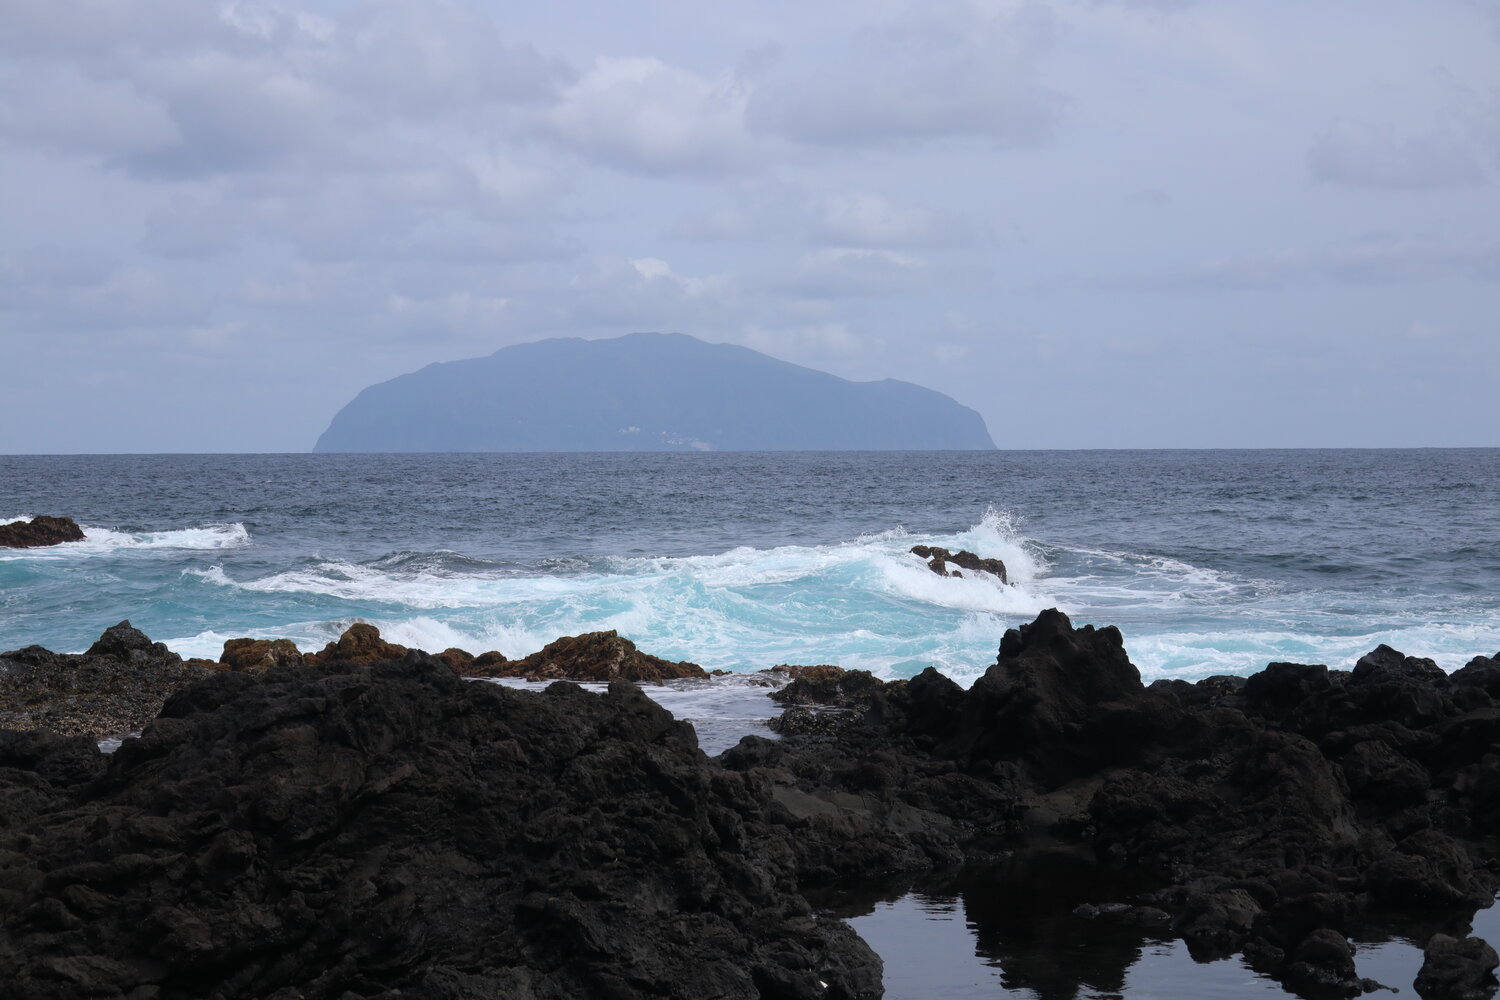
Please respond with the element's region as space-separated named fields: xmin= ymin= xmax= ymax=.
xmin=3 ymin=450 xmax=1497 ymax=681
xmin=4 ymin=449 xmax=1499 ymax=997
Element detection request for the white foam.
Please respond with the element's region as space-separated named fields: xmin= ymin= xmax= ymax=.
xmin=2 ymin=521 xmax=250 ymax=559
xmin=1130 ymin=621 xmax=1500 ymax=682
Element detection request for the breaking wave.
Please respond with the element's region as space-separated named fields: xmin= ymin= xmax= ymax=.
xmin=0 ymin=520 xmax=250 ymax=559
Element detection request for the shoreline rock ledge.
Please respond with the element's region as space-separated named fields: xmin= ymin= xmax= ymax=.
xmin=0 ymin=656 xmax=880 ymax=999
xmin=2 ymin=610 xmax=1499 ymax=999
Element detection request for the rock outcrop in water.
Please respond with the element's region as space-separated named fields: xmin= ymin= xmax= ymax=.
xmin=0 ymin=515 xmax=85 ymax=548
xmin=909 ymin=545 xmax=1007 ymax=583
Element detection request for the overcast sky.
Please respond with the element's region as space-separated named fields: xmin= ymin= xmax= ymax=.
xmin=2 ymin=0 xmax=1497 ymax=451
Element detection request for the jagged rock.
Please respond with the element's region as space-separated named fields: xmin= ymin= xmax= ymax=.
xmin=745 ymin=609 xmax=1500 ymax=995
xmin=219 ymin=638 xmax=305 ymax=673
xmin=485 ymin=630 xmax=707 ymax=684
xmin=431 ymin=647 xmax=474 ymax=673
xmin=304 ymin=623 xmax=408 ymax=666
xmin=1282 ymin=928 xmax=1361 ymax=996
xmin=0 ymin=515 xmax=85 ymax=548
xmin=909 ymin=545 xmax=1007 ymax=583
xmin=770 ymin=667 xmax=888 ymax=710
xmin=947 ymin=608 xmax=1184 ymax=783
xmin=769 ymin=664 xmax=848 ymax=683
xmin=450 ymin=649 xmax=511 ymax=676
xmin=0 ymin=655 xmax=881 ymax=1000
xmin=1416 ymin=934 xmax=1499 ymax=1000
xmin=0 ymin=623 xmax=211 ymax=739
xmin=6 ymin=608 xmax=1500 ymax=999
xmin=1452 ymin=654 xmax=1500 ymax=701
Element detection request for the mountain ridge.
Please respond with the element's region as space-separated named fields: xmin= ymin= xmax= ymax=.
xmin=313 ymin=332 xmax=995 ymax=452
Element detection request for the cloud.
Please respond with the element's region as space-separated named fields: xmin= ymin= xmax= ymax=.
xmin=328 ymin=0 xmax=568 ymax=117
xmin=1156 ymin=235 xmax=1500 ymax=290
xmin=670 ymin=185 xmax=978 ymax=249
xmin=747 ymin=1 xmax=1064 ymax=148
xmin=0 ymin=64 xmax=179 ymax=159
xmin=0 ymin=248 xmax=210 ymax=333
xmin=544 ymin=56 xmax=757 ymax=175
xmin=0 ymin=0 xmax=569 ymax=179
xmin=740 ymin=322 xmax=865 ymax=360
xmin=769 ymin=248 xmax=929 ymax=299
xmin=143 ymin=162 xmax=577 ymax=263
xmin=1308 ymin=118 xmax=1489 ymax=191
xmin=810 ymin=192 xmax=978 ymax=249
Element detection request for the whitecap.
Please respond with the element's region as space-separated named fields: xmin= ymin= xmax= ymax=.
xmin=1 ymin=521 xmax=250 ymax=559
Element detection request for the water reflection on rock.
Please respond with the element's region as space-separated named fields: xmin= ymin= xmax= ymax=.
xmin=813 ymin=849 xmax=1500 ymax=1000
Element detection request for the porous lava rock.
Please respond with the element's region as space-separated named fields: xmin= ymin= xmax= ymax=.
xmin=736 ymin=608 xmax=1500 ymax=997
xmin=219 ymin=637 xmax=305 ymax=673
xmin=0 ymin=515 xmax=85 ymax=548
xmin=0 ymin=654 xmax=881 ymax=1000
xmin=0 ymin=622 xmax=213 ymax=739
xmin=303 ymin=622 xmax=409 ymax=666
xmin=1416 ymin=934 xmax=1500 ymax=1000
xmin=483 ymin=630 xmax=708 ymax=683
xmin=909 ymin=545 xmax=1007 ymax=583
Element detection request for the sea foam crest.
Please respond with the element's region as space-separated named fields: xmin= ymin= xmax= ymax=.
xmin=172 ymin=509 xmax=1059 ymax=679
xmin=1 ymin=520 xmax=250 ymax=558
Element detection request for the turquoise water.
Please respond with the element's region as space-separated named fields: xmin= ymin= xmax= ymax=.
xmin=3 ymin=450 xmax=1498 ymax=684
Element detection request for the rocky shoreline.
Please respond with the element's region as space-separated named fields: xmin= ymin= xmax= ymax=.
xmin=2 ymin=612 xmax=1498 ymax=999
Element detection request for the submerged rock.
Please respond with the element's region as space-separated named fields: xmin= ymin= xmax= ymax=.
xmin=0 ymin=515 xmax=85 ymax=548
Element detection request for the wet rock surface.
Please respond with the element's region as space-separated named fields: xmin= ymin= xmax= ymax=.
xmin=739 ymin=610 xmax=1500 ymax=996
xmin=0 ymin=622 xmax=213 ymax=739
xmin=1418 ymin=935 xmax=1500 ymax=1000
xmin=0 ymin=515 xmax=85 ymax=548
xmin=0 ymin=654 xmax=879 ymax=1000
xmin=909 ymin=545 xmax=1007 ymax=583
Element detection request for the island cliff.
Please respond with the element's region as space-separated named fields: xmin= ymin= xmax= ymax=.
xmin=312 ymin=332 xmax=995 ymax=452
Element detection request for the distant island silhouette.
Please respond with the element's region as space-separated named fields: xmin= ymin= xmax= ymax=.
xmin=313 ymin=332 xmax=995 ymax=452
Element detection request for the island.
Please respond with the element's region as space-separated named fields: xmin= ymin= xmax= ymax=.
xmin=312 ymin=332 xmax=995 ymax=452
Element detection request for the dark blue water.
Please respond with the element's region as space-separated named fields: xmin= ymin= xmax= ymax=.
xmin=3 ymin=450 xmax=1498 ymax=682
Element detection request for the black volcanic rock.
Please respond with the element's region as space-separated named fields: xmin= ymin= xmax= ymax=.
xmin=734 ymin=609 xmax=1500 ymax=995
xmin=908 ymin=545 xmax=1008 ymax=583
xmin=0 ymin=655 xmax=880 ymax=1000
xmin=5 ymin=610 xmax=1500 ymax=999
xmin=1416 ymin=934 xmax=1500 ymax=1000
xmin=0 ymin=515 xmax=85 ymax=548
xmin=0 ymin=622 xmax=213 ymax=739
xmin=313 ymin=332 xmax=995 ymax=452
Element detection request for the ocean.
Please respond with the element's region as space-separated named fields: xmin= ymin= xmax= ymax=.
xmin=4 ymin=450 xmax=1498 ymax=681
xmin=4 ymin=448 xmax=1499 ymax=997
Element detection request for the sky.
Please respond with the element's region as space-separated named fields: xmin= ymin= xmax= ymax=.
xmin=1 ymin=0 xmax=1497 ymax=452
